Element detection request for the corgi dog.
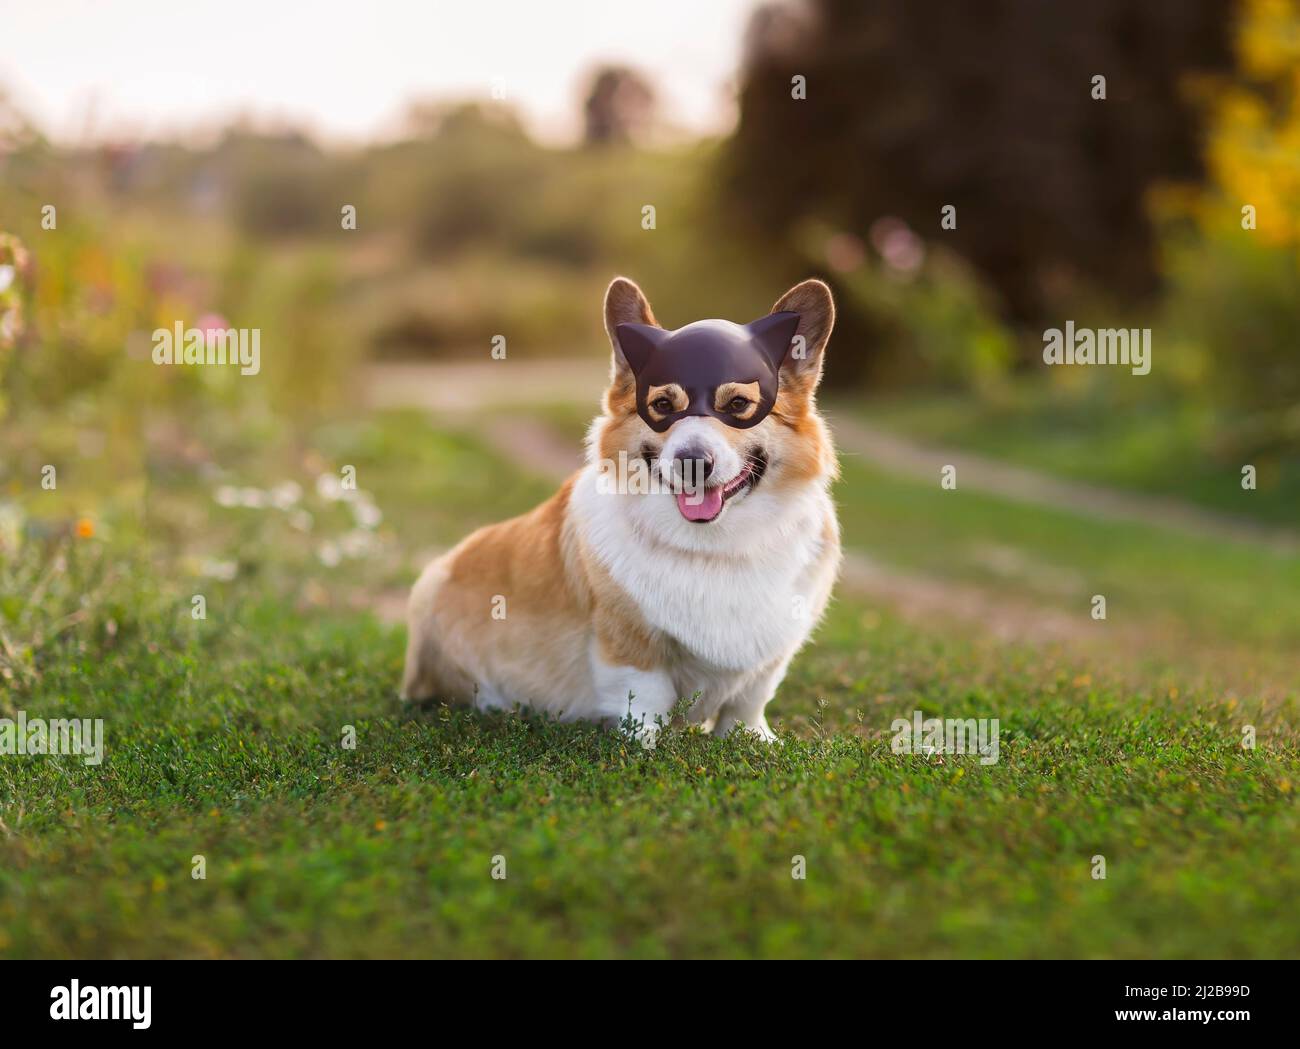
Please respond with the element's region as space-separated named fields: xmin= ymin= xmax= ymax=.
xmin=400 ymin=277 xmax=841 ymax=742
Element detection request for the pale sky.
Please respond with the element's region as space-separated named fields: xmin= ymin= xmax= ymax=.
xmin=0 ymin=0 xmax=763 ymax=146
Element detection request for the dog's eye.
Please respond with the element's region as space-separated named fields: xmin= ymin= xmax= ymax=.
xmin=728 ymin=397 xmax=751 ymax=412
xmin=651 ymin=397 xmax=674 ymax=415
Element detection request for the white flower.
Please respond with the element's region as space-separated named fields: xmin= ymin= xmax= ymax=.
xmin=315 ymin=473 xmax=345 ymax=501
xmin=339 ymin=529 xmax=376 ymax=558
xmin=351 ymin=500 xmax=382 ymax=530
xmin=199 ymin=558 xmax=238 ymax=581
xmin=0 ymin=501 xmax=24 ymax=551
xmin=270 ymin=481 xmax=302 ymax=510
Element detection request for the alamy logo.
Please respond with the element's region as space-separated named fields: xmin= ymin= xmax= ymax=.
xmin=50 ymin=980 xmax=151 ymax=1029
xmin=0 ymin=710 xmax=104 ymax=765
xmin=891 ymin=709 xmax=1000 ymax=765
xmin=595 ymin=451 xmax=710 ymax=504
xmin=152 ymin=320 xmax=260 ymax=375
xmin=1043 ymin=321 xmax=1150 ymax=376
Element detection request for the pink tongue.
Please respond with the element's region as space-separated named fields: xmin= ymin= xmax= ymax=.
xmin=676 ymin=485 xmax=724 ymax=522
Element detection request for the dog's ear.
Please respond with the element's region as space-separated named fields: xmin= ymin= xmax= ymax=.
xmin=746 ymin=311 xmax=802 ymax=371
xmin=604 ymin=277 xmax=659 ymax=388
xmin=769 ymin=279 xmax=835 ymax=407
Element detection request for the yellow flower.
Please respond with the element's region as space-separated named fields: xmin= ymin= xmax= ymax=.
xmin=75 ymin=518 xmax=95 ymax=539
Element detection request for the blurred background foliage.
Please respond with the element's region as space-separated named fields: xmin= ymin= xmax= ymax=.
xmin=0 ymin=0 xmax=1297 ymax=531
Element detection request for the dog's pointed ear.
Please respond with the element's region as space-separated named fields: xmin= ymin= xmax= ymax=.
xmin=614 ymin=323 xmax=669 ymax=377
xmin=769 ymin=279 xmax=835 ymax=404
xmin=604 ymin=277 xmax=660 ymax=387
xmin=746 ymin=311 xmax=802 ymax=371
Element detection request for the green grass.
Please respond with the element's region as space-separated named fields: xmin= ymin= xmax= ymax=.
xmin=833 ymin=456 xmax=1300 ymax=654
xmin=849 ymin=384 xmax=1300 ymax=526
xmin=3 ymin=592 xmax=1297 ymax=959
xmin=2 ymin=408 xmax=1298 ymax=958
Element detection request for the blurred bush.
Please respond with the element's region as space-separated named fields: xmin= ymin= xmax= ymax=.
xmin=1157 ymin=0 xmax=1300 ymax=453
xmin=798 ymin=223 xmax=1015 ymax=391
xmin=0 ymin=231 xmax=30 ymax=418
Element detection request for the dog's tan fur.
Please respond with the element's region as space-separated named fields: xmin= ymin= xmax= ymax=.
xmin=402 ymin=277 xmax=840 ymax=736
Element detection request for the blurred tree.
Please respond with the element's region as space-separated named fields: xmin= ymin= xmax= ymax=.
xmin=582 ymin=66 xmax=656 ymax=146
xmin=222 ymin=129 xmax=331 ymax=237
xmin=1159 ymin=0 xmax=1300 ymax=450
xmin=403 ymin=103 xmax=544 ymax=256
xmin=727 ymin=0 xmax=1234 ymax=345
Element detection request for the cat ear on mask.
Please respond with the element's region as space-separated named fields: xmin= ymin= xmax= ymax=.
xmin=745 ymin=311 xmax=801 ymax=371
xmin=614 ymin=322 xmax=670 ymax=376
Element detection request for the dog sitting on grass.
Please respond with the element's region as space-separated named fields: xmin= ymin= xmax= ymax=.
xmin=401 ymin=277 xmax=841 ymax=742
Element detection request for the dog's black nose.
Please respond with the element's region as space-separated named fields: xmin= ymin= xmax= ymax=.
xmin=672 ymin=446 xmax=714 ymax=487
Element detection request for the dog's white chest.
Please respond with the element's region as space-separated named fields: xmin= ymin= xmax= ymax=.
xmin=574 ymin=469 xmax=834 ymax=671
xmin=647 ymin=554 xmax=819 ymax=669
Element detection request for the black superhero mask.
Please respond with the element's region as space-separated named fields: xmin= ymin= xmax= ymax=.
xmin=615 ymin=312 xmax=801 ymax=432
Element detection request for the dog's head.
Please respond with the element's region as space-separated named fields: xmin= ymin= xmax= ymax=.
xmin=590 ymin=276 xmax=837 ymax=548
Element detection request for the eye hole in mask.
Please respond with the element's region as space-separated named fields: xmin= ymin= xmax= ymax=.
xmin=715 ymin=381 xmax=760 ymax=422
xmin=645 ymin=383 xmax=687 ymax=423
xmin=615 ymin=312 xmax=800 ymax=433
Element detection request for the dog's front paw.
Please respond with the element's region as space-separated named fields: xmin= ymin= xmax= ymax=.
xmin=715 ymin=716 xmax=780 ymax=744
xmin=742 ymin=720 xmax=779 ymax=744
xmin=619 ymin=718 xmax=662 ymax=750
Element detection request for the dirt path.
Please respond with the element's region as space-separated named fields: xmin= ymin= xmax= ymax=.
xmin=826 ymin=411 xmax=1300 ymax=555
xmin=478 ymin=417 xmax=585 ymax=480
xmin=364 ymin=359 xmax=605 ymax=416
